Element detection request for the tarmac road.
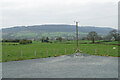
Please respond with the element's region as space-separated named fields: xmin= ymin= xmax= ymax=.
xmin=2 ymin=53 xmax=118 ymax=78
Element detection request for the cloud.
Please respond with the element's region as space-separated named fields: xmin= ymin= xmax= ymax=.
xmin=0 ymin=0 xmax=119 ymax=28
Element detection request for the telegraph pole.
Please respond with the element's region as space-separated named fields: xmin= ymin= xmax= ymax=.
xmin=75 ymin=21 xmax=79 ymax=53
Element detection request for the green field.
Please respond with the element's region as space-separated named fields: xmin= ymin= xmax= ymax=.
xmin=1 ymin=40 xmax=119 ymax=62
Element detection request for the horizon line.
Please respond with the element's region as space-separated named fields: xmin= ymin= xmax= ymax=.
xmin=1 ymin=23 xmax=117 ymax=29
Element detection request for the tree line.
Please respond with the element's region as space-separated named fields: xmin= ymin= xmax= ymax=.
xmin=84 ymin=29 xmax=120 ymax=43
xmin=2 ymin=39 xmax=32 ymax=44
xmin=2 ymin=29 xmax=119 ymax=44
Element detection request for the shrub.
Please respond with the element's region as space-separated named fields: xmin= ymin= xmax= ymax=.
xmin=19 ymin=39 xmax=32 ymax=44
xmin=56 ymin=37 xmax=63 ymax=42
xmin=2 ymin=39 xmax=20 ymax=42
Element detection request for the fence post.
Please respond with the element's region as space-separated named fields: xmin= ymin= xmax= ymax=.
xmin=21 ymin=49 xmax=22 ymax=57
xmin=46 ymin=49 xmax=48 ymax=58
xmin=18 ymin=50 xmax=19 ymax=57
xmin=35 ymin=49 xmax=36 ymax=57
xmin=56 ymin=49 xmax=57 ymax=56
xmin=84 ymin=48 xmax=86 ymax=54
xmin=73 ymin=48 xmax=74 ymax=53
xmin=65 ymin=48 xmax=66 ymax=55
xmin=5 ymin=52 xmax=7 ymax=62
xmin=107 ymin=49 xmax=109 ymax=56
xmin=53 ymin=49 xmax=56 ymax=57
xmin=57 ymin=49 xmax=59 ymax=56
xmin=16 ymin=50 xmax=19 ymax=61
xmin=95 ymin=48 xmax=97 ymax=54
xmin=52 ymin=49 xmax=54 ymax=56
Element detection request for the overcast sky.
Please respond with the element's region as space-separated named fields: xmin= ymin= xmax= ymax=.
xmin=0 ymin=0 xmax=119 ymax=29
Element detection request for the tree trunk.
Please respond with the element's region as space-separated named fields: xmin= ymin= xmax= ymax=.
xmin=92 ymin=38 xmax=95 ymax=43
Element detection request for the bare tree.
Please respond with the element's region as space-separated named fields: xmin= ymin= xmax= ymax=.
xmin=56 ymin=37 xmax=63 ymax=42
xmin=104 ymin=34 xmax=113 ymax=41
xmin=109 ymin=30 xmax=119 ymax=41
xmin=41 ymin=37 xmax=45 ymax=42
xmin=87 ymin=31 xmax=98 ymax=43
xmin=46 ymin=37 xmax=49 ymax=41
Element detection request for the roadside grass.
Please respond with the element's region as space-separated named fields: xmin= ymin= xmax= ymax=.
xmin=2 ymin=41 xmax=119 ymax=62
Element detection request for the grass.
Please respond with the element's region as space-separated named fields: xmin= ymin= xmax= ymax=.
xmin=2 ymin=41 xmax=119 ymax=62
xmin=101 ymin=41 xmax=119 ymax=44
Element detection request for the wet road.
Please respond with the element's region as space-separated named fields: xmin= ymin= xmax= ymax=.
xmin=2 ymin=53 xmax=118 ymax=78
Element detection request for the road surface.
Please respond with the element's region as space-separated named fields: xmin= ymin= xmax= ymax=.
xmin=2 ymin=53 xmax=118 ymax=78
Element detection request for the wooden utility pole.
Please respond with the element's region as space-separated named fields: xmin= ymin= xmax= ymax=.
xmin=75 ymin=22 xmax=79 ymax=53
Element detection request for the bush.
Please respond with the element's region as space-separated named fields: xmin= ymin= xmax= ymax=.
xmin=2 ymin=39 xmax=20 ymax=42
xmin=19 ymin=39 xmax=32 ymax=44
xmin=56 ymin=37 xmax=63 ymax=42
xmin=101 ymin=41 xmax=111 ymax=42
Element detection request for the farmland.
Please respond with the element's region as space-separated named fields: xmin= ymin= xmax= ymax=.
xmin=2 ymin=40 xmax=119 ymax=62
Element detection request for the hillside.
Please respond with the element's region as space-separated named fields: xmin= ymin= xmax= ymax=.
xmin=2 ymin=24 xmax=114 ymax=39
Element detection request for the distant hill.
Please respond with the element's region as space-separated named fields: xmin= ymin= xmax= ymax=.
xmin=2 ymin=24 xmax=115 ymax=39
